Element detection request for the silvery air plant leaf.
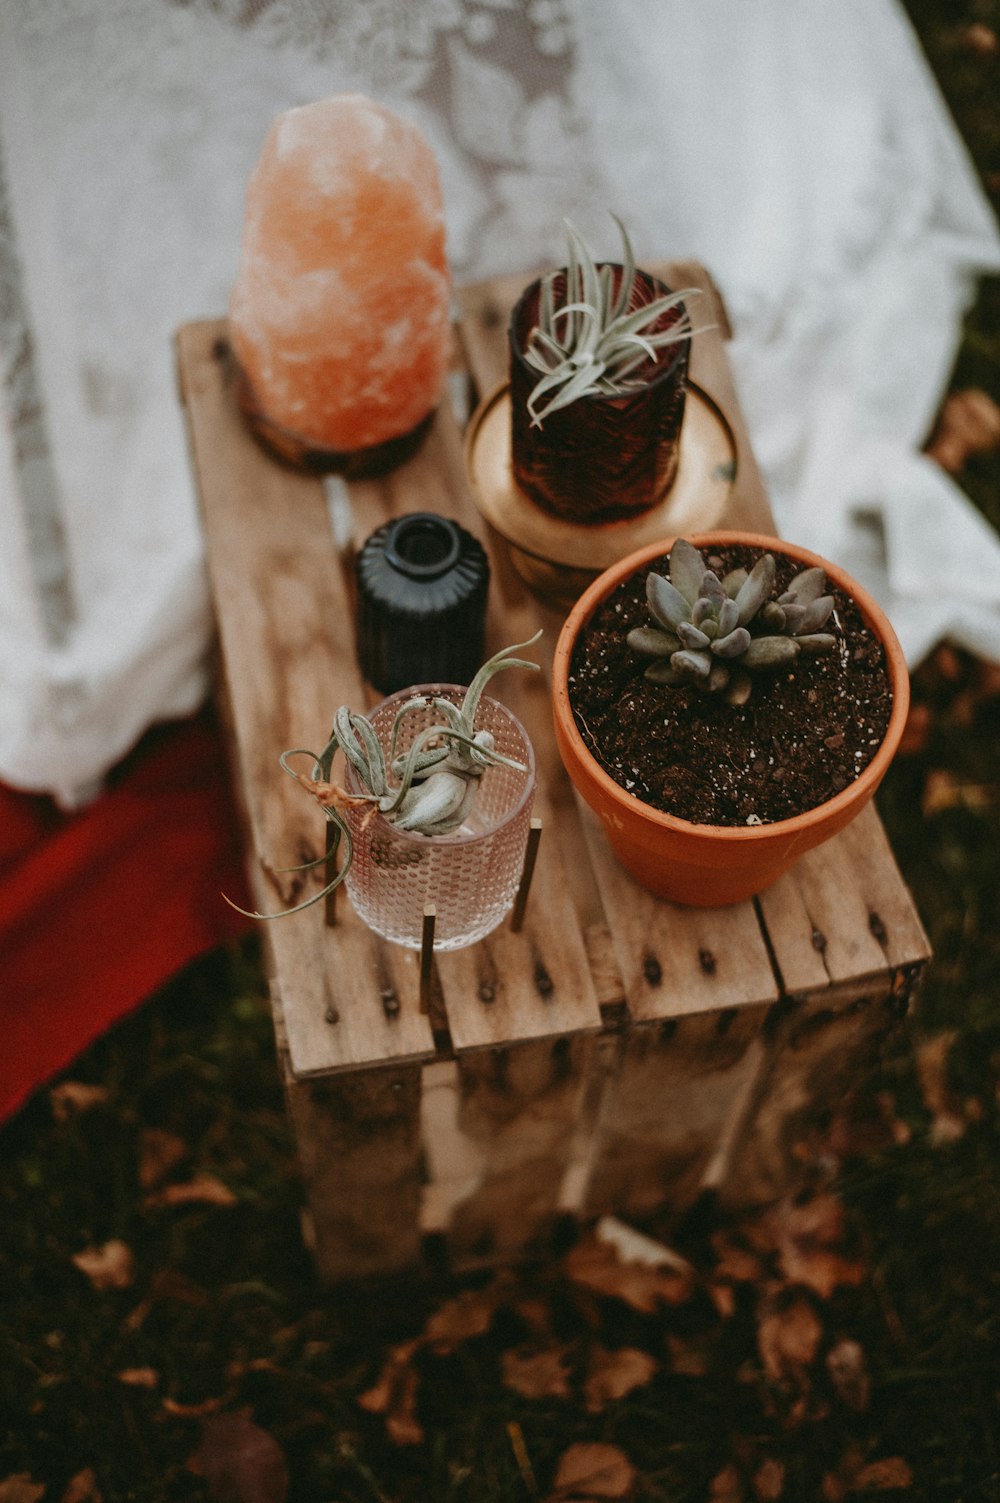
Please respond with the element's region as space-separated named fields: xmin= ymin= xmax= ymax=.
xmin=227 ymin=632 xmax=542 ymax=919
xmin=523 ymin=216 xmax=703 ymax=427
xmin=627 ymin=540 xmax=836 ymax=705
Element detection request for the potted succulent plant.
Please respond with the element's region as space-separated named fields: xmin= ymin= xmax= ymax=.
xmin=233 ymin=635 xmax=540 ymax=949
xmin=509 ymin=217 xmax=699 ymax=523
xmin=552 ymin=534 xmax=909 ymax=906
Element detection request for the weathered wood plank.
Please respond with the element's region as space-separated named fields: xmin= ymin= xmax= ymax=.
xmin=176 ymin=321 xmax=436 ymax=1077
xmin=423 ymin=1035 xmax=595 ymax=1270
xmin=757 ymin=801 xmax=932 ymax=995
xmin=581 ymin=1007 xmax=769 ymax=1223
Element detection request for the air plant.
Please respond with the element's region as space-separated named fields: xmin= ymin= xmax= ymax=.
xmin=627 ymin=538 xmax=836 ymax=705
xmin=230 ymin=633 xmax=541 ymax=920
xmin=522 ymin=216 xmax=700 ymax=427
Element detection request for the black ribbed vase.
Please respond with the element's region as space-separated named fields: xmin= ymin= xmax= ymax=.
xmin=355 ymin=513 xmax=490 ymax=694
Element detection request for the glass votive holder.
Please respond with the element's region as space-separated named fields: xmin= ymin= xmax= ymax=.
xmin=342 ymin=687 xmax=536 ymax=950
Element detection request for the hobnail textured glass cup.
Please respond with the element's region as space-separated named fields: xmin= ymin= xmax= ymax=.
xmin=343 ymin=687 xmax=536 ymax=950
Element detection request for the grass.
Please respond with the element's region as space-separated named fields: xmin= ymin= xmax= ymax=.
xmin=2 ymin=5 xmax=1000 ymax=1499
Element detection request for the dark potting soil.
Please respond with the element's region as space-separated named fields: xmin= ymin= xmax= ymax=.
xmin=567 ymin=544 xmax=894 ymax=827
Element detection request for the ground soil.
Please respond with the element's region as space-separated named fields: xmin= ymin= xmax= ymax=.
xmin=567 ymin=544 xmax=894 ymax=826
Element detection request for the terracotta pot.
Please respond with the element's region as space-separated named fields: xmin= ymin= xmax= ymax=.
xmin=552 ymin=531 xmax=910 ymax=906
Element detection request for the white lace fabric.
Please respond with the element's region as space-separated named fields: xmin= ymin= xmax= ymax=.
xmin=1 ymin=0 xmax=999 ymax=801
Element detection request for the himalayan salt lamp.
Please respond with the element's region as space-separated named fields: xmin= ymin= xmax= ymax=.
xmin=229 ymin=94 xmax=451 ymax=475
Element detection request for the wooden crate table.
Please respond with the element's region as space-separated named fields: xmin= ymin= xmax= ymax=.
xmin=176 ymin=262 xmax=930 ymax=1282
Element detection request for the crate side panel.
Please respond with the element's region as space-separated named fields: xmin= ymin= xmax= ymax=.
xmin=581 ymin=1007 xmax=768 ymax=1223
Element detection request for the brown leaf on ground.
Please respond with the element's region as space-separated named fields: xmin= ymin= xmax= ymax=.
xmin=356 ymin=1339 xmax=424 ymax=1446
xmin=666 ymin=1330 xmax=716 ymax=1377
xmin=565 ymin=1221 xmax=695 ymax=1313
xmin=125 ymin=1268 xmax=210 ymax=1332
xmin=757 ymin=1291 xmax=823 ymax=1386
xmin=422 ymin=1283 xmax=501 ymax=1352
xmin=61 ymin=1470 xmax=102 ymax=1503
xmin=711 ymin=1230 xmax=766 ymax=1284
xmin=549 ymin=1442 xmax=636 ymax=1501
xmin=50 ymin=1082 xmax=110 ymax=1122
xmin=163 ymin=1395 xmax=225 ymax=1418
xmin=502 ymin=1343 xmax=573 ymax=1400
xmin=117 ymin=1367 xmax=159 ymax=1389
xmin=897 ymin=701 xmax=931 ymax=757
xmin=187 ymin=1411 xmax=289 ymax=1503
xmin=926 ymin=387 xmax=1000 ymax=471
xmin=745 ymin=1193 xmax=865 ymax=1299
xmin=138 ymin=1128 xmax=188 ymax=1190
xmin=921 ymin=770 xmax=993 ymax=818
xmin=709 ymin=1463 xmax=745 ymax=1501
xmin=824 ymin=1448 xmax=913 ymax=1498
xmin=0 ymin=1478 xmax=46 ymax=1503
xmin=915 ymin=1031 xmax=966 ymax=1143
xmin=583 ymin=1345 xmax=659 ymax=1411
xmin=71 ymin=1239 xmax=135 ymax=1291
xmin=753 ymin=1458 xmax=785 ymax=1500
xmin=826 ymin=1338 xmax=870 ymax=1412
xmin=851 ymin=1458 xmax=913 ymax=1491
xmin=145 ymin=1174 xmax=238 ymax=1208
xmin=825 ymin=1091 xmax=911 ymax=1161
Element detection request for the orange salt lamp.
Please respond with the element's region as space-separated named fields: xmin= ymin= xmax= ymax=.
xmin=229 ymin=93 xmax=451 ymax=475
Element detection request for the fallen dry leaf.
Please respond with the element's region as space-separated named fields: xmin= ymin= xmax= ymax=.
xmin=745 ymin=1194 xmax=865 ymax=1299
xmin=71 ymin=1240 xmax=135 ymax=1291
xmin=709 ymin=1463 xmax=745 ymax=1501
xmin=502 ymin=1343 xmax=573 ymax=1400
xmin=921 ymin=770 xmax=992 ymax=819
xmin=50 ymin=1081 xmax=109 ymax=1122
xmin=422 ymin=1284 xmax=501 ymax=1352
xmin=850 ymin=1458 xmax=913 ymax=1492
xmin=753 ymin=1458 xmax=784 ymax=1501
xmin=926 ymin=387 xmax=1000 ymax=471
xmin=757 ymin=1292 xmax=823 ymax=1386
xmin=897 ymin=701 xmax=931 ymax=757
xmin=549 ymin=1442 xmax=636 ymax=1501
xmin=711 ymin=1231 xmax=765 ymax=1285
xmin=824 ymin=1447 xmax=913 ymax=1499
xmin=357 ymin=1339 xmax=424 ymax=1446
xmin=0 ymin=1478 xmax=45 ymax=1503
xmin=666 ymin=1330 xmax=715 ymax=1377
xmin=825 ymin=1338 xmax=870 ymax=1412
xmin=565 ymin=1222 xmax=695 ymax=1313
xmin=188 ymin=1411 xmax=289 ymax=1503
xmin=163 ymin=1395 xmax=225 ymax=1418
xmin=117 ymin=1367 xmax=159 ymax=1389
xmin=145 ymin=1175 xmax=238 ymax=1209
xmin=61 ymin=1470 xmax=102 ymax=1503
xmin=583 ymin=1345 xmax=659 ymax=1411
xmin=138 ymin=1128 xmax=188 ymax=1190
xmin=915 ymin=1031 xmax=966 ymax=1144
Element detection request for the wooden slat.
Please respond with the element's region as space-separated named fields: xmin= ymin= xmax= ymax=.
xmin=582 ymin=1007 xmax=769 ymax=1223
xmin=176 ymin=321 xmax=436 ymax=1077
xmin=757 ymin=802 xmax=932 ymax=996
xmin=424 ymin=1035 xmax=595 ymax=1270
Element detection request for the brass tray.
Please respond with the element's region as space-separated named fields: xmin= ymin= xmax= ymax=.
xmin=464 ymin=380 xmax=737 ymax=607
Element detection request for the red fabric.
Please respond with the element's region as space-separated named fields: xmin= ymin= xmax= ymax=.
xmin=0 ymin=709 xmax=254 ymax=1121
